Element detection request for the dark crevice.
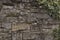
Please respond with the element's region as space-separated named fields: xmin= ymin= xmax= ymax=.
xmin=3 ymin=3 xmax=14 ymax=6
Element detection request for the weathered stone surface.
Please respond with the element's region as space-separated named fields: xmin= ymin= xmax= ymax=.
xmin=12 ymin=23 xmax=30 ymax=31
xmin=2 ymin=22 xmax=11 ymax=29
xmin=0 ymin=0 xmax=60 ymax=40
xmin=6 ymin=17 xmax=18 ymax=23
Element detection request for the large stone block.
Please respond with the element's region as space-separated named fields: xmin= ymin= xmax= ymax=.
xmin=6 ymin=17 xmax=18 ymax=23
xmin=23 ymin=32 xmax=41 ymax=40
xmin=2 ymin=22 xmax=11 ymax=29
xmin=12 ymin=23 xmax=30 ymax=31
xmin=3 ymin=5 xmax=13 ymax=9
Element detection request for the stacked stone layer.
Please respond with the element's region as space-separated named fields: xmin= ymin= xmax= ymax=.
xmin=0 ymin=0 xmax=60 ymax=40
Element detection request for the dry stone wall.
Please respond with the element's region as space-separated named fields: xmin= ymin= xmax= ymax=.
xmin=0 ymin=0 xmax=60 ymax=40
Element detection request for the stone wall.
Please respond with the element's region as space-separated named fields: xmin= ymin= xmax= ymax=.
xmin=0 ymin=0 xmax=60 ymax=40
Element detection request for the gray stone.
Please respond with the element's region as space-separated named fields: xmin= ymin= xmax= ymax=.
xmin=2 ymin=22 xmax=11 ymax=29
xmin=0 ymin=0 xmax=60 ymax=40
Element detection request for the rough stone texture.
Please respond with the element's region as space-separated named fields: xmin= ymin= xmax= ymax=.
xmin=0 ymin=0 xmax=60 ymax=40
